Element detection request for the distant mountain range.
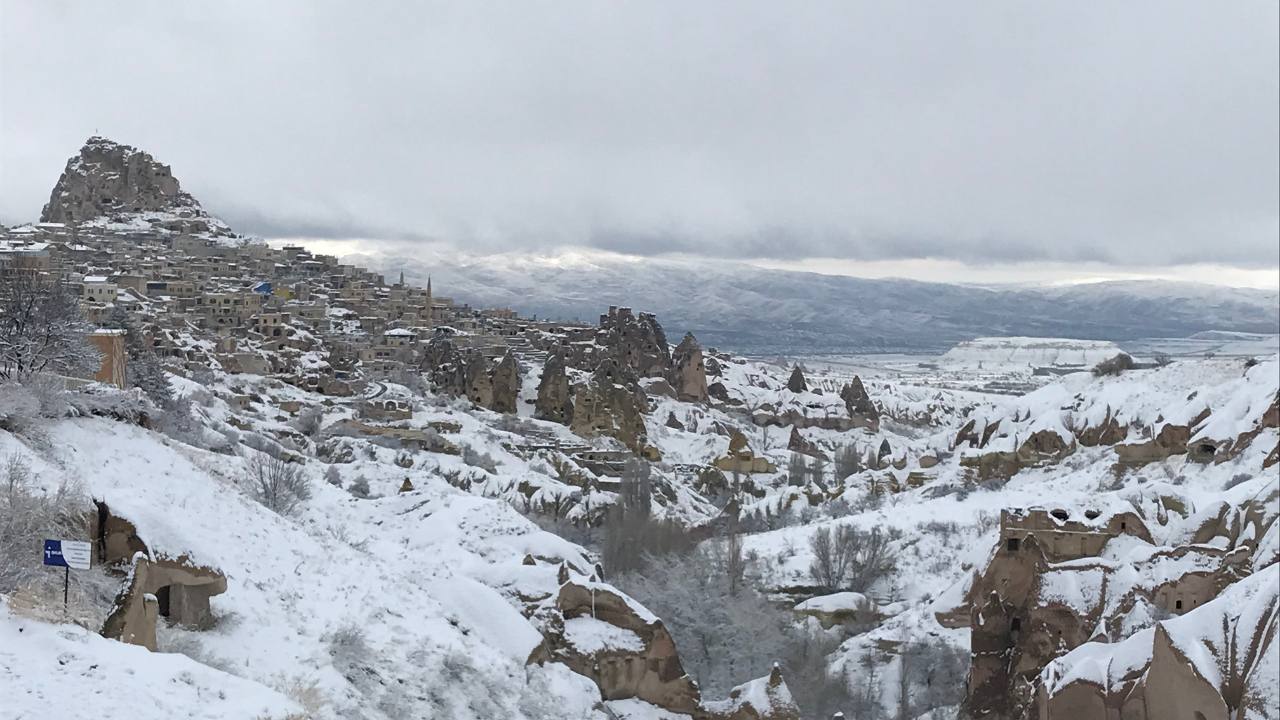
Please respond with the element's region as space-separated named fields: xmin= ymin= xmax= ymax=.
xmin=349 ymin=249 xmax=1280 ymax=355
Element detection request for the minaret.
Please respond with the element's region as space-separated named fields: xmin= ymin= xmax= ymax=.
xmin=398 ymin=270 xmax=404 ymax=287
xmin=425 ymin=275 xmax=433 ymax=328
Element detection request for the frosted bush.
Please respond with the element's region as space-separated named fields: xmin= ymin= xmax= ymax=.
xmin=460 ymin=444 xmax=497 ymax=473
xmin=243 ymin=452 xmax=312 ymax=516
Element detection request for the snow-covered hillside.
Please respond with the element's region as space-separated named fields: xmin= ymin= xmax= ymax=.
xmin=2 ymin=343 xmax=1276 ymax=719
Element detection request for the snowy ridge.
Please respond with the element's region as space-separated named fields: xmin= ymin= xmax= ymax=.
xmin=939 ymin=337 xmax=1123 ymax=370
xmin=348 ymin=248 xmax=1280 ymax=354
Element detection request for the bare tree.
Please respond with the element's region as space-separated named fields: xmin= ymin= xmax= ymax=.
xmin=846 ymin=526 xmax=897 ymax=594
xmin=291 ymin=405 xmax=325 ymax=436
xmin=1 ymin=454 xmax=88 ymax=593
xmin=809 ymin=526 xmax=851 ymax=592
xmin=834 ymin=443 xmax=863 ymax=481
xmin=726 ymin=464 xmax=744 ymax=596
xmin=0 ymin=272 xmax=100 ymax=381
xmin=243 ymin=452 xmax=312 ymax=516
xmin=620 ymin=458 xmax=652 ymax=518
xmin=1092 ymin=352 xmax=1135 ymax=377
xmin=788 ymin=452 xmax=808 ymax=487
xmin=810 ymin=525 xmax=898 ymax=594
xmin=103 ymin=303 xmax=172 ymax=406
xmin=602 ymin=466 xmax=694 ymax=576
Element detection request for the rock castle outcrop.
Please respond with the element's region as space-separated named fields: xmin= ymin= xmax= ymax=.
xmin=422 ymin=331 xmax=520 ymax=414
xmin=41 ymin=136 xmax=230 ymax=236
xmin=531 ymin=307 xmax=715 ymax=451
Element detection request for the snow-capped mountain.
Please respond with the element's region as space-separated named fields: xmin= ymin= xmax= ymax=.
xmin=350 ymin=249 xmax=1279 ymax=355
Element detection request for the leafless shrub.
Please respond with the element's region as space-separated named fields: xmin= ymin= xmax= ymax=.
xmin=1 ymin=467 xmax=89 ymax=594
xmin=243 ymin=452 xmax=312 ymax=516
xmin=1224 ymin=473 xmax=1254 ymax=490
xmin=324 ymin=465 xmax=343 ymax=487
xmin=271 ymin=674 xmax=326 ymax=717
xmin=0 ymin=383 xmax=41 ymax=435
xmin=1153 ymin=352 xmax=1172 ymax=367
xmin=324 ymin=523 xmax=368 ymax=552
xmin=809 ymin=525 xmax=898 ymax=593
xmin=460 ymin=443 xmax=497 ymax=473
xmin=291 ymin=406 xmax=324 ymax=436
xmin=329 ymin=624 xmax=375 ymax=690
xmin=492 ymin=414 xmax=536 ymax=436
xmin=157 ymin=628 xmax=239 ymax=675
xmin=1092 ymin=352 xmax=1135 ymax=377
xmin=834 ymin=443 xmax=863 ymax=480
xmin=241 ymin=431 xmax=287 ymax=457
xmin=347 ymin=475 xmax=372 ymax=499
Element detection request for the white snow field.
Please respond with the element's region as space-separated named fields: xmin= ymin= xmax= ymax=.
xmin=2 ymin=350 xmax=1276 ymax=719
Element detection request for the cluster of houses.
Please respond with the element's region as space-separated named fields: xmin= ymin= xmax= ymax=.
xmin=0 ymin=220 xmax=585 ymax=394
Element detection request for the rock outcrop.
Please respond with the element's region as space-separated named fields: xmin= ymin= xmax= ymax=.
xmin=568 ymin=360 xmax=649 ymax=451
xmin=535 ymin=351 xmax=575 ymax=424
xmin=41 ymin=136 xmax=229 ymax=236
xmin=422 ymin=331 xmax=521 ymax=414
xmin=839 ymin=377 xmax=880 ymax=431
xmin=787 ymin=427 xmax=828 ymax=460
xmin=550 ymin=580 xmax=701 ymax=714
xmin=597 ymin=306 xmax=671 ymax=378
xmin=489 ymin=351 xmax=520 ymax=414
xmin=955 ymin=502 xmax=1269 ymax=720
xmin=422 ymin=331 xmax=470 ymax=397
xmin=670 ymin=333 xmax=710 ymax=403
xmin=102 ymin=554 xmax=227 ymax=650
xmin=1039 ymin=564 xmax=1279 ymax=720
xmin=548 ymin=580 xmax=801 ymax=720
xmin=94 ymin=502 xmax=228 ymax=651
xmin=702 ymin=665 xmax=802 ymax=720
xmin=786 ymin=366 xmax=807 ymax=393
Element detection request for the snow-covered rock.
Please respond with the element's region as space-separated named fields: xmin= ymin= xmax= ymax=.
xmin=940 ymin=337 xmax=1123 ymax=371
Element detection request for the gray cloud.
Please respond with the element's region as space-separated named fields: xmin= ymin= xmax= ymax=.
xmin=1 ymin=1 xmax=1276 ymax=269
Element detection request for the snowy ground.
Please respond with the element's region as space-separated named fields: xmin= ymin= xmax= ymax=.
xmin=2 ymin=342 xmax=1276 ymax=719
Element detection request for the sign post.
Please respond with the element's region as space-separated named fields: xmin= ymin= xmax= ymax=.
xmin=43 ymin=539 xmax=92 ymax=612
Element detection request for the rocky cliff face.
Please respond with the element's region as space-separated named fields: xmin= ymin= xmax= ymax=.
xmin=569 ymin=360 xmax=649 ymax=451
xmin=597 ymin=306 xmax=670 ymax=378
xmin=535 ymin=350 xmax=575 ymax=424
xmin=489 ymin=352 xmax=520 ymax=414
xmin=41 ymin=136 xmax=230 ymax=236
xmin=671 ymin=332 xmax=710 ymax=403
xmin=840 ymin=377 xmax=880 ymax=432
xmin=421 ymin=331 xmax=518 ymax=414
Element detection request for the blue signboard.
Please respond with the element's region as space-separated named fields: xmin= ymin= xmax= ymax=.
xmin=43 ymin=539 xmax=92 ymax=570
xmin=43 ymin=539 xmax=66 ymax=567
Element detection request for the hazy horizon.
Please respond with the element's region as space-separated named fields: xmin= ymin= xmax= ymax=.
xmin=3 ymin=2 xmax=1277 ymax=290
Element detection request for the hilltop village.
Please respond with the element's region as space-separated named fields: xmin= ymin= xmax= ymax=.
xmin=0 ymin=137 xmax=568 ymax=399
xmin=0 ymin=138 xmax=1276 ymax=720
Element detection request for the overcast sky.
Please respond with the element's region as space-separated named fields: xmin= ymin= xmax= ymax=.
xmin=2 ymin=2 xmax=1277 ymax=284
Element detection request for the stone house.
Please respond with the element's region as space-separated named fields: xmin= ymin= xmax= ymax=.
xmin=79 ymin=275 xmax=118 ymax=303
xmin=87 ymin=329 xmax=128 ymax=388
